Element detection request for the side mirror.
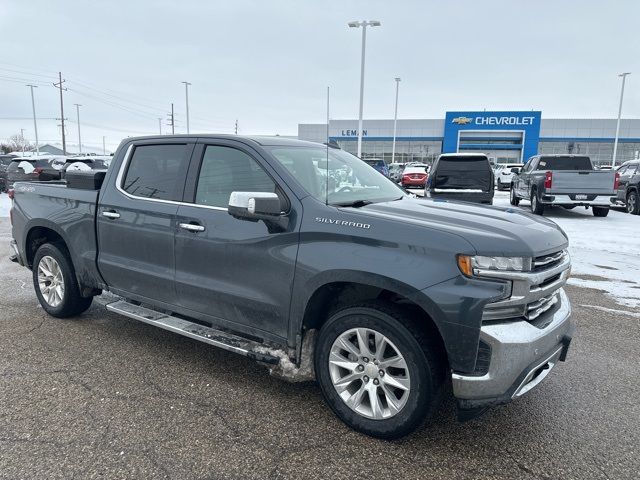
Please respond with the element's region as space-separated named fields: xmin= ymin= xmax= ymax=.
xmin=228 ymin=192 xmax=288 ymax=232
xmin=510 ymin=167 xmax=521 ymax=174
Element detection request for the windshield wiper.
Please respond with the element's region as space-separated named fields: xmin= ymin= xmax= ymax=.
xmin=334 ymin=199 xmax=373 ymax=208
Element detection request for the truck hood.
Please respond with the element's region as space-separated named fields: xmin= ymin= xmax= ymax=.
xmin=345 ymin=196 xmax=568 ymax=257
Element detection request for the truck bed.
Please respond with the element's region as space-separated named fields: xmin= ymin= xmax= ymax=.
xmin=11 ymin=181 xmax=103 ymax=290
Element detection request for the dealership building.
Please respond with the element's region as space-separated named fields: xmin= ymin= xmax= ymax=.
xmin=298 ymin=111 xmax=640 ymax=166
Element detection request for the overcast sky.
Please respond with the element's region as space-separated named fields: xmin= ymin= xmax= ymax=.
xmin=1 ymin=0 xmax=639 ymax=152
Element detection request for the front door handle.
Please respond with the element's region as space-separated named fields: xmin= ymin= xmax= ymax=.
xmin=179 ymin=222 xmax=205 ymax=233
xmin=102 ymin=210 xmax=120 ymax=219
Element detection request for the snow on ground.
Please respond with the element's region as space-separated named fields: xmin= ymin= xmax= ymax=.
xmin=493 ymin=191 xmax=640 ymax=310
xmin=0 ymin=193 xmax=10 ymax=218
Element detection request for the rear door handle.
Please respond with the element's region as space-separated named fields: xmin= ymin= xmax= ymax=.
xmin=179 ymin=222 xmax=205 ymax=232
xmin=102 ymin=210 xmax=120 ymax=219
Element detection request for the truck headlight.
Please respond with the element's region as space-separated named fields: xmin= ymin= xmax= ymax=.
xmin=457 ymin=254 xmax=532 ymax=277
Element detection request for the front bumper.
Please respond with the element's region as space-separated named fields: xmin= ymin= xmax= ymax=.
xmin=452 ymin=288 xmax=573 ymax=411
xmin=541 ymin=194 xmax=612 ymax=207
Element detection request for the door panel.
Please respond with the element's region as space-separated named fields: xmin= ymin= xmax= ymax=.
xmin=174 ymin=143 xmax=299 ymax=339
xmin=97 ymin=142 xmax=194 ymax=304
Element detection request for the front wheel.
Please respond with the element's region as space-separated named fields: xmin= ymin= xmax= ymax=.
xmin=32 ymin=243 xmax=93 ymax=318
xmin=314 ymin=302 xmax=444 ymax=439
xmin=510 ymin=185 xmax=520 ymax=206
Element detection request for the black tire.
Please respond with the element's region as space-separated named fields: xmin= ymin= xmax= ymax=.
xmin=314 ymin=302 xmax=445 ymax=439
xmin=627 ymin=191 xmax=639 ymax=215
xmin=592 ymin=206 xmax=610 ymax=217
xmin=509 ymin=185 xmax=520 ymax=206
xmin=32 ymin=243 xmax=93 ymax=318
xmin=530 ymin=189 xmax=544 ymax=215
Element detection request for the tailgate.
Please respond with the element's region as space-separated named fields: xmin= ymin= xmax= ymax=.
xmin=548 ymin=171 xmax=616 ymax=195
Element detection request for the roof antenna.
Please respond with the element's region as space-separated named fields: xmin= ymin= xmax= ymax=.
xmin=325 ymin=86 xmax=330 ymax=206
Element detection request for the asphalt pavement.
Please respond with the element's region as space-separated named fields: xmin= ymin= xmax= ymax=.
xmin=0 ymin=218 xmax=638 ymax=480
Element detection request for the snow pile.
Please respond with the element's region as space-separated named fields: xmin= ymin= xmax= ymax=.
xmin=0 ymin=193 xmax=10 ymax=218
xmin=493 ymin=192 xmax=640 ymax=309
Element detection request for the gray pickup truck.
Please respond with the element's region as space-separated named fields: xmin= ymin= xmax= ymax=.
xmin=510 ymin=154 xmax=618 ymax=216
xmin=9 ymin=135 xmax=574 ymax=439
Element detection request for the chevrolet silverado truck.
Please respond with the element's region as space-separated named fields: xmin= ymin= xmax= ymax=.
xmin=9 ymin=135 xmax=573 ymax=439
xmin=510 ymin=154 xmax=618 ymax=216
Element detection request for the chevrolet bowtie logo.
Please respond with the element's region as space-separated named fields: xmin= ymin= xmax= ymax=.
xmin=452 ymin=116 xmax=473 ymax=125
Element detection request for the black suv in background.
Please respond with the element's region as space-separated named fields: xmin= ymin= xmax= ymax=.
xmin=612 ymin=160 xmax=640 ymax=214
xmin=426 ymin=153 xmax=495 ymax=204
xmin=6 ymin=158 xmax=62 ymax=188
xmin=0 ymin=155 xmax=16 ymax=193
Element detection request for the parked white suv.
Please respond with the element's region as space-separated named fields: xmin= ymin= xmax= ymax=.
xmin=496 ymin=163 xmax=524 ymax=190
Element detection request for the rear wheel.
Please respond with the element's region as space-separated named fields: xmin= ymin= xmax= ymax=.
xmin=509 ymin=185 xmax=520 ymax=206
xmin=32 ymin=243 xmax=93 ymax=318
xmin=530 ymin=189 xmax=544 ymax=215
xmin=627 ymin=191 xmax=639 ymax=215
xmin=592 ymin=206 xmax=610 ymax=217
xmin=315 ymin=302 xmax=444 ymax=439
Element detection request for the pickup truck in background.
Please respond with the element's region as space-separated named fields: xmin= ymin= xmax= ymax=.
xmin=510 ymin=154 xmax=618 ymax=216
xmin=9 ymin=135 xmax=573 ymax=439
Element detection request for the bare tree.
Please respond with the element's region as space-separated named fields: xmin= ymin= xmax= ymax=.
xmin=5 ymin=133 xmax=33 ymax=152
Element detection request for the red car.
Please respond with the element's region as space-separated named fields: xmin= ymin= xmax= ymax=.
xmin=401 ymin=166 xmax=428 ymax=188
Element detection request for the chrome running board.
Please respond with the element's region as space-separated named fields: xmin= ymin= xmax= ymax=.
xmin=106 ymin=300 xmax=280 ymax=365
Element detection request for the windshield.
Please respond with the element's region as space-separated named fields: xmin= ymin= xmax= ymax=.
xmin=538 ymin=156 xmax=593 ymax=170
xmin=269 ymin=147 xmax=403 ymax=205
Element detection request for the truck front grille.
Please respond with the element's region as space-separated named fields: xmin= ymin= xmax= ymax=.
xmin=533 ymin=250 xmax=566 ymax=271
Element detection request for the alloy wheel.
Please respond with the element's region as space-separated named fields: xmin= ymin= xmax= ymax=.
xmin=329 ymin=328 xmax=410 ymax=420
xmin=37 ymin=255 xmax=65 ymax=307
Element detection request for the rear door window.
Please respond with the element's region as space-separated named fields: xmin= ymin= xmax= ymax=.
xmin=122 ymin=144 xmax=191 ymax=201
xmin=434 ymin=156 xmax=491 ymax=191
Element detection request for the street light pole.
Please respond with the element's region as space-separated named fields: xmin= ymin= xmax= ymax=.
xmin=391 ymin=77 xmax=401 ymax=164
xmin=612 ymin=72 xmax=631 ymax=167
xmin=26 ymin=84 xmax=39 ymax=154
xmin=348 ymin=20 xmax=381 ymax=158
xmin=182 ymin=81 xmax=191 ymax=134
xmin=74 ymin=104 xmax=82 ymax=154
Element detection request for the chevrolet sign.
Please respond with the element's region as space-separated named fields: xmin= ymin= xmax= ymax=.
xmin=452 ymin=116 xmax=472 ymax=125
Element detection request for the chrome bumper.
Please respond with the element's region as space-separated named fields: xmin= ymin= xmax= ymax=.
xmin=452 ymin=288 xmax=573 ymax=402
xmin=542 ymin=194 xmax=612 ymax=206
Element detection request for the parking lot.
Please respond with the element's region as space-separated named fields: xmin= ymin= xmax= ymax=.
xmin=1 ymin=197 xmax=639 ymax=480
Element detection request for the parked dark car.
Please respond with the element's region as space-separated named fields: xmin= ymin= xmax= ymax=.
xmin=60 ymin=157 xmax=111 ymax=177
xmin=426 ymin=153 xmax=495 ymax=204
xmin=363 ymin=158 xmax=389 ymax=177
xmin=6 ymin=158 xmax=62 ymax=188
xmin=0 ymin=155 xmax=16 ymax=193
xmin=611 ymin=160 xmax=639 ymax=214
xmin=9 ymin=135 xmax=573 ymax=439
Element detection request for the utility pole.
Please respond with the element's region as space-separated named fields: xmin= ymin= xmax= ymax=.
xmin=53 ymin=72 xmax=67 ymax=155
xmin=348 ymin=20 xmax=382 ymax=158
xmin=158 ymin=118 xmax=162 ymax=135
xmin=235 ymin=119 xmax=238 ymax=135
xmin=182 ymin=81 xmax=191 ymax=134
xmin=102 ymin=136 xmax=106 ymax=155
xmin=391 ymin=77 xmax=401 ymax=164
xmin=26 ymin=84 xmax=39 ymax=154
xmin=74 ymin=104 xmax=82 ymax=154
xmin=612 ymin=72 xmax=631 ymax=167
xmin=20 ymin=129 xmax=25 ymax=154
xmin=167 ymin=103 xmax=175 ymax=134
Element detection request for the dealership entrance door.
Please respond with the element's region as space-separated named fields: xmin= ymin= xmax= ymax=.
xmin=483 ymin=149 xmax=522 ymax=165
